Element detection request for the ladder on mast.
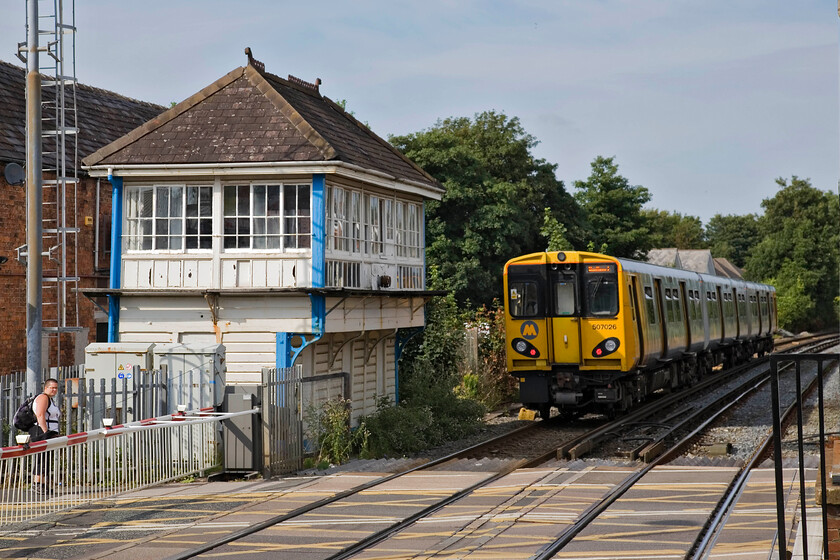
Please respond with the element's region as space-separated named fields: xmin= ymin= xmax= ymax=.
xmin=21 ymin=0 xmax=82 ymax=368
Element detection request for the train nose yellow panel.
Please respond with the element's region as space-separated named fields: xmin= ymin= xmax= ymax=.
xmin=551 ymin=317 xmax=581 ymax=364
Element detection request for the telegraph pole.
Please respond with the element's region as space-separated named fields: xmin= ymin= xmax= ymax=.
xmin=24 ymin=0 xmax=43 ymax=392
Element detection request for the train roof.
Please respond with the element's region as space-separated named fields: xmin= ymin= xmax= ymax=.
xmin=505 ymin=251 xmax=774 ymax=293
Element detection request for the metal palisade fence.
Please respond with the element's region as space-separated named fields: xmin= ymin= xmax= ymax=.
xmin=1 ymin=364 xmax=217 ymax=446
xmin=261 ymin=365 xmax=304 ymax=476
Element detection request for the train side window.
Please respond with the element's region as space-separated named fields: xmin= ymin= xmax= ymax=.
xmin=509 ymin=281 xmax=541 ymax=318
xmin=644 ymin=286 xmax=656 ymax=324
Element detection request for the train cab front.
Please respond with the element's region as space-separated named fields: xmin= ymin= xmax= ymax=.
xmin=505 ymin=251 xmax=631 ymax=418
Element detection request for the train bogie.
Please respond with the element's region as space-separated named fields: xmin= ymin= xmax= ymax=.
xmin=504 ymin=251 xmax=777 ymax=417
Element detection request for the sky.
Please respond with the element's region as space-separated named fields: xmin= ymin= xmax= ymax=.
xmin=0 ymin=1 xmax=836 ymax=224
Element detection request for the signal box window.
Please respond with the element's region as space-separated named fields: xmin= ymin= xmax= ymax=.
xmin=509 ymin=281 xmax=541 ymax=318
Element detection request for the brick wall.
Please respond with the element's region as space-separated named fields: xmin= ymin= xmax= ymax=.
xmin=0 ymin=164 xmax=111 ymax=374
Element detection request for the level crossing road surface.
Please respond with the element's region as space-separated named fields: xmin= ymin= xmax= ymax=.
xmin=0 ymin=463 xmax=816 ymax=559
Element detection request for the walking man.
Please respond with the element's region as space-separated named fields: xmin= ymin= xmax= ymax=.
xmin=30 ymin=378 xmax=60 ymax=493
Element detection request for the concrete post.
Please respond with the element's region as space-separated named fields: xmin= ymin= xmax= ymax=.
xmin=25 ymin=0 xmax=43 ymax=392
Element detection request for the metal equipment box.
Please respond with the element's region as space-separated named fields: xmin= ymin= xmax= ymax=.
xmin=84 ymin=342 xmax=156 ymax=389
xmin=223 ymin=385 xmax=260 ymax=473
xmin=152 ymin=343 xmax=226 ymax=409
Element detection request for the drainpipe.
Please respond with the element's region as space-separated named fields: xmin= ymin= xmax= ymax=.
xmin=275 ymin=174 xmax=326 ymax=369
xmin=107 ymin=170 xmax=123 ymax=342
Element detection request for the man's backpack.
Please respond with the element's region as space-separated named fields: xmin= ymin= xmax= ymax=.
xmin=13 ymin=396 xmax=37 ymax=431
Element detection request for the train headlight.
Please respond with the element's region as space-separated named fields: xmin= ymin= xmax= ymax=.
xmin=556 ymin=251 xmax=566 ymax=262
xmin=592 ymin=337 xmax=621 ymax=358
xmin=512 ymin=338 xmax=540 ymax=359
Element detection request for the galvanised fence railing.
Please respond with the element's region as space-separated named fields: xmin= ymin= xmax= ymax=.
xmin=0 ymin=407 xmax=254 ymax=528
xmin=1 ymin=364 xmax=217 ymax=446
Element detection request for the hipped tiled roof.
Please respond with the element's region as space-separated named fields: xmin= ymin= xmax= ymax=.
xmin=0 ymin=60 xmax=165 ymax=171
xmin=83 ymin=60 xmax=440 ymax=191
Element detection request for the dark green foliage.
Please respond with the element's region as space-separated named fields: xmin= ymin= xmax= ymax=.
xmin=361 ymin=295 xmax=486 ymax=456
xmin=390 ymin=111 xmax=583 ymax=306
xmin=309 ymin=397 xmax=369 ymax=466
xmin=643 ymin=209 xmax=706 ymax=250
xmin=459 ymin=302 xmax=517 ymax=410
xmin=541 ymin=207 xmax=574 ymax=251
xmin=705 ymin=213 xmax=761 ymax=268
xmin=574 ymin=156 xmax=652 ymax=258
xmin=745 ymin=176 xmax=839 ymax=331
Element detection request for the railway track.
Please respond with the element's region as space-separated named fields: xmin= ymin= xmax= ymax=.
xmin=161 ymin=336 xmax=836 ymax=560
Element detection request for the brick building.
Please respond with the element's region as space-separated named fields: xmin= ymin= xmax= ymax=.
xmin=0 ymin=60 xmax=164 ymax=373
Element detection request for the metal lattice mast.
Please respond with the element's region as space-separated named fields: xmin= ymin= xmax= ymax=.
xmin=20 ymin=0 xmax=81 ymax=369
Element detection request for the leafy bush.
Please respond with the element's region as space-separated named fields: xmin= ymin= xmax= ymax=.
xmin=357 ymin=294 xmax=487 ymax=457
xmin=308 ymin=398 xmax=369 ymax=466
xmin=362 ymin=395 xmax=484 ymax=457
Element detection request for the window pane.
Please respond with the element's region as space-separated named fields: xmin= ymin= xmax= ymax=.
xmin=140 ymin=188 xmax=153 ymax=218
xmin=284 ymin=185 xmax=296 ymax=215
xmin=156 ymin=188 xmax=169 ymax=217
xmin=170 ymin=187 xmax=182 ymax=217
xmin=186 ymin=187 xmax=198 ymax=217
xmin=199 ymin=187 xmax=212 ymax=216
xmin=237 ymin=185 xmax=249 ymax=215
xmin=224 ymin=186 xmax=236 ymax=216
xmin=554 ymin=281 xmax=576 ymax=316
xmin=509 ymin=282 xmax=540 ymax=317
xmin=254 ymin=185 xmax=266 ymax=216
xmin=268 ymin=186 xmax=280 ymax=216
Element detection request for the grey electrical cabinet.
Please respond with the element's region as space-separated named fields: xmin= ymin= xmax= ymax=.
xmin=84 ymin=343 xmax=156 ymax=389
xmin=223 ymin=386 xmax=260 ymax=473
xmin=152 ymin=343 xmax=226 ymax=410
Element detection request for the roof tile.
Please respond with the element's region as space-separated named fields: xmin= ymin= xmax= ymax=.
xmin=0 ymin=60 xmax=165 ymax=170
xmin=82 ymin=60 xmax=439 ymax=191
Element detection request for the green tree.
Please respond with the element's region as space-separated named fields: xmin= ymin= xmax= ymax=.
xmin=705 ymin=213 xmax=760 ymax=268
xmin=574 ymin=156 xmax=652 ymax=258
xmin=390 ymin=111 xmax=583 ymax=306
xmin=643 ymin=209 xmax=705 ymax=249
xmin=746 ymin=176 xmax=839 ymax=330
xmin=541 ymin=207 xmax=573 ymax=251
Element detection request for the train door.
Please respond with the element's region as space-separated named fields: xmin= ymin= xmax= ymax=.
xmin=655 ymin=278 xmax=668 ymax=356
xmin=630 ymin=276 xmax=645 ymax=362
xmin=679 ymin=281 xmax=691 ymax=348
xmin=716 ymin=286 xmax=726 ymax=340
xmin=550 ymin=267 xmax=581 ymax=364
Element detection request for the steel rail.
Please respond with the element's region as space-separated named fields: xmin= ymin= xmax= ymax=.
xmin=528 ymin=339 xmax=838 ymax=560
xmin=165 ymin=337 xmax=835 ymax=560
xmin=690 ymin=352 xmax=838 ymax=559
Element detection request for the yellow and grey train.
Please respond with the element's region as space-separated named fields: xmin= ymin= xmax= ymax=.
xmin=504 ymin=251 xmax=777 ymax=418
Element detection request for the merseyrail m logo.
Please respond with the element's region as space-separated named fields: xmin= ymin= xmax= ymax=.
xmin=520 ymin=321 xmax=539 ymax=340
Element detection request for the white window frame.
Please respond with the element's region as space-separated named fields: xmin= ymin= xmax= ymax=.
xmin=223 ymin=182 xmax=311 ymax=252
xmin=124 ymin=184 xmax=213 ymax=252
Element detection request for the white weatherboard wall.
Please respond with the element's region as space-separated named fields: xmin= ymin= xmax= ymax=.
xmin=117 ymin=294 xmax=412 ymax=388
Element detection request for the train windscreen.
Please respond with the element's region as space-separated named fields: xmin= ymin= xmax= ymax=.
xmin=583 ymin=263 xmax=619 ymax=317
xmin=508 ymin=265 xmax=546 ymax=318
